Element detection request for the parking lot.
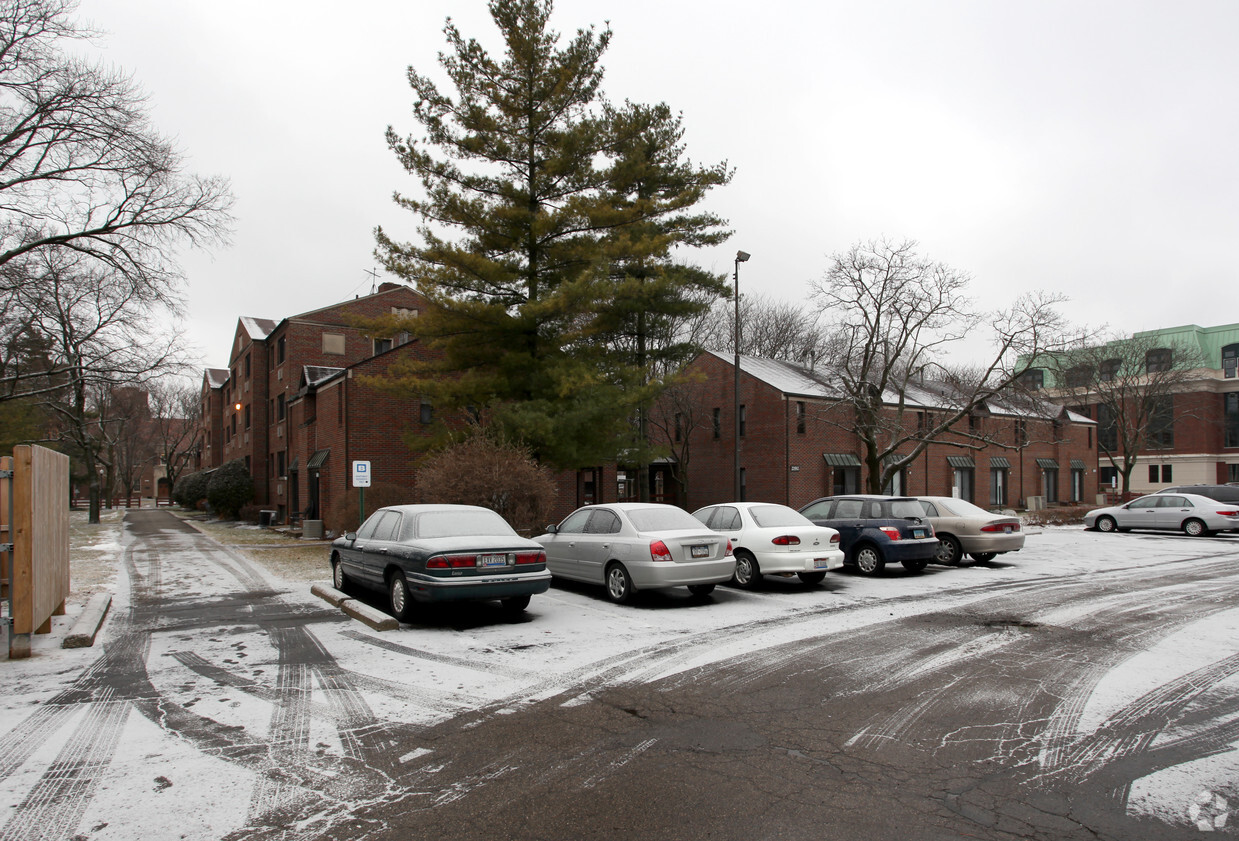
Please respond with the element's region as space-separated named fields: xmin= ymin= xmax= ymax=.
xmin=2 ymin=510 xmax=1238 ymax=840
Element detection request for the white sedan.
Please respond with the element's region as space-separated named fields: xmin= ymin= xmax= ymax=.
xmin=692 ymin=502 xmax=844 ymax=589
xmin=1084 ymin=492 xmax=1239 ymax=536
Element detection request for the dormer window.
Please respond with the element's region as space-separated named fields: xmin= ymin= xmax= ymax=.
xmin=1223 ymin=344 xmax=1238 ymax=378
xmin=1146 ymin=348 xmax=1172 ymax=373
xmin=1019 ymin=368 xmax=1044 ymax=390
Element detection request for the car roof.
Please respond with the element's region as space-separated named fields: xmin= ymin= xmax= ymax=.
xmin=377 ymin=504 xmax=494 ymax=514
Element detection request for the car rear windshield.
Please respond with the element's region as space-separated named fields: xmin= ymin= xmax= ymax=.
xmin=627 ymin=507 xmax=705 ymax=532
xmin=750 ymin=505 xmax=812 ymax=528
xmin=414 ymin=510 xmax=517 ymax=539
xmin=889 ymin=500 xmax=926 ymax=518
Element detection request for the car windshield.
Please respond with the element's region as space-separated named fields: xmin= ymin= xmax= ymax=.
xmin=414 ymin=509 xmax=516 ymax=539
xmin=627 ymin=507 xmax=704 ymax=532
xmin=933 ymin=498 xmax=997 ymax=518
xmin=889 ymin=500 xmax=926 ymax=518
xmin=750 ymin=505 xmax=813 ymax=528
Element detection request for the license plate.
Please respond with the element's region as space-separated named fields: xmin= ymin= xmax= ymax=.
xmin=477 ymin=553 xmax=509 ymax=567
xmin=912 ymin=528 xmax=926 ymax=539
xmin=1003 ymin=526 xmax=1012 ymax=534
xmin=814 ymin=558 xmax=831 ymax=569
xmin=690 ymin=545 xmax=709 ymax=559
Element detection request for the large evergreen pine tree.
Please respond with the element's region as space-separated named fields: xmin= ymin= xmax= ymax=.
xmin=374 ymin=0 xmax=730 ymax=468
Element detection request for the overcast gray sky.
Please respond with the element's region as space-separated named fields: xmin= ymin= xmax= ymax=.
xmin=79 ymin=0 xmax=1239 ymax=368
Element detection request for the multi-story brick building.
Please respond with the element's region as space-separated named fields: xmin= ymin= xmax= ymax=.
xmin=655 ymin=351 xmax=1098 ymax=513
xmin=197 ymin=283 xmax=432 ymax=523
xmin=1024 ymin=322 xmax=1239 ymax=494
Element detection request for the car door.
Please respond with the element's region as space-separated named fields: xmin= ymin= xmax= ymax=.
xmin=1155 ymin=495 xmax=1191 ymax=529
xmin=542 ymin=508 xmax=592 ymax=579
xmin=1117 ymin=497 xmax=1160 ymax=530
xmin=576 ymin=508 xmax=623 ymax=584
xmin=709 ymin=505 xmax=744 ymax=551
xmin=828 ymin=499 xmax=866 ymax=550
xmin=350 ymin=510 xmax=392 ymax=587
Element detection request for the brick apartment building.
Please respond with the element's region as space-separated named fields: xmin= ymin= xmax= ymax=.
xmin=197 ymin=283 xmax=434 ymax=524
xmin=1026 ymin=322 xmax=1239 ymax=494
xmin=657 ymin=351 xmax=1098 ymax=513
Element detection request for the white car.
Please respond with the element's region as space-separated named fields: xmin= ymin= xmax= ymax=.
xmin=1084 ymin=493 xmax=1239 ymax=536
xmin=535 ymin=503 xmax=735 ymax=604
xmin=692 ymin=502 xmax=844 ymax=589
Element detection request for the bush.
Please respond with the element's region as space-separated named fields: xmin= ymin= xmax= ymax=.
xmin=206 ymin=459 xmax=254 ymax=520
xmin=172 ymin=470 xmax=210 ymax=509
xmin=1023 ymin=505 xmax=1090 ymax=527
xmin=417 ymin=436 xmax=557 ymax=535
xmin=324 ymin=481 xmax=415 ymax=535
xmin=237 ymin=503 xmax=263 ymax=524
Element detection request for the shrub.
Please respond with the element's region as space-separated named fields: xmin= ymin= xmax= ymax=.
xmin=237 ymin=503 xmax=263 ymax=524
xmin=324 ymin=481 xmax=415 ymax=535
xmin=206 ymin=459 xmax=254 ymax=520
xmin=172 ymin=470 xmax=210 ymax=509
xmin=1023 ymin=505 xmax=1090 ymax=527
xmin=417 ymin=435 xmax=557 ymax=535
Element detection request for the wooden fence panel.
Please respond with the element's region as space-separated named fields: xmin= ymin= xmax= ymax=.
xmin=8 ymin=444 xmax=70 ymax=658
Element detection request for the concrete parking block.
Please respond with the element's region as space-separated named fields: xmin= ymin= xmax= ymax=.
xmin=340 ymin=599 xmax=399 ymax=632
xmin=62 ymin=593 xmax=112 ymax=649
xmin=311 ymin=583 xmax=350 ymax=607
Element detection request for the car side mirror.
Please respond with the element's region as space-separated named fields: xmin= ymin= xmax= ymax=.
xmin=344 ymin=532 xmax=357 ymax=541
xmin=545 ymin=524 xmax=559 ymax=535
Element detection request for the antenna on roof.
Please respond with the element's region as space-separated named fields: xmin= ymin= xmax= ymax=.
xmin=365 ymin=267 xmax=379 ymax=294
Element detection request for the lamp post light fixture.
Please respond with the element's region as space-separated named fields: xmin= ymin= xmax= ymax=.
xmin=733 ymin=250 xmax=750 ymax=501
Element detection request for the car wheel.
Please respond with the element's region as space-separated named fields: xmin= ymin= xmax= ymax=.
xmin=853 ymin=544 xmax=885 ymax=575
xmin=605 ymin=563 xmax=634 ymax=604
xmin=902 ymin=557 xmax=928 ymax=573
xmin=732 ymin=551 xmax=761 ymax=589
xmin=797 ymin=571 xmax=826 ymax=585
xmin=969 ymin=552 xmax=997 ymax=563
xmin=388 ymin=571 xmax=415 ymax=622
xmin=1183 ymin=518 xmax=1209 ymax=537
xmin=687 ymin=583 xmax=715 ymax=597
xmin=331 ymin=554 xmax=349 ymax=591
xmin=501 ymin=594 xmax=531 ymax=613
xmin=934 ymin=535 xmax=962 ymax=566
xmin=1095 ymin=516 xmax=1117 ymax=533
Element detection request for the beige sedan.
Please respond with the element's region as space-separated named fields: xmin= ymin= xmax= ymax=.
xmin=914 ymin=496 xmax=1024 ymax=565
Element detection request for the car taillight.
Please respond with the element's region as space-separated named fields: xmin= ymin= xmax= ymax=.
xmin=830 ymin=533 xmax=840 ymax=545
xmin=514 ymin=550 xmax=545 ymax=565
xmin=650 ymin=540 xmax=673 ymax=562
xmin=771 ymin=535 xmax=801 ymax=546
xmin=981 ymin=522 xmax=1021 ymax=532
xmin=879 ymin=527 xmax=901 ymax=540
xmin=426 ymin=554 xmax=478 ymax=569
xmin=725 ymin=540 xmax=734 ymax=556
xmin=1216 ymin=510 xmax=1239 ymax=517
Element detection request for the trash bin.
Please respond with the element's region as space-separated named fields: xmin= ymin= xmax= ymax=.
xmin=260 ymin=509 xmax=277 ymax=527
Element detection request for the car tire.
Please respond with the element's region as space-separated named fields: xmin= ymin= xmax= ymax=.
xmin=732 ymin=551 xmax=761 ymax=589
xmin=853 ymin=544 xmax=885 ymax=575
xmin=687 ymin=583 xmax=715 ymax=597
xmin=1095 ymin=516 xmax=1117 ymax=533
xmin=331 ymin=554 xmax=349 ymax=591
xmin=797 ymin=571 xmax=826 ymax=585
xmin=969 ymin=552 xmax=997 ymax=563
xmin=934 ymin=535 xmax=963 ymax=566
xmin=388 ymin=571 xmax=415 ymax=623
xmin=1183 ymin=518 xmax=1209 ymax=537
xmin=501 ymin=594 xmax=531 ymax=613
xmin=605 ymin=563 xmax=634 ymax=604
xmin=901 ymin=557 xmax=928 ymax=573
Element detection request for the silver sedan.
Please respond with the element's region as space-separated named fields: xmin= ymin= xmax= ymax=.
xmin=1084 ymin=493 xmax=1239 ymax=536
xmin=914 ymin=496 xmax=1024 ymax=564
xmin=535 ymin=503 xmax=735 ymax=604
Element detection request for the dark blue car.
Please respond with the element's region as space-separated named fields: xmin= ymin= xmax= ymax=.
xmin=798 ymin=495 xmax=939 ymax=575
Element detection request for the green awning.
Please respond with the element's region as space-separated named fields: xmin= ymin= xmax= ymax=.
xmin=946 ymin=456 xmax=975 ymax=468
xmin=989 ymin=457 xmax=1011 ymax=468
xmin=307 ymin=448 xmax=330 ymax=470
xmin=823 ymin=453 xmax=861 ymax=467
xmin=1036 ymin=458 xmax=1059 ymax=469
xmin=1071 ymin=459 xmax=1088 ymax=469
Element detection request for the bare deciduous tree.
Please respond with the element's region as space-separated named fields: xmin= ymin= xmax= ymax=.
xmin=685 ymin=293 xmax=833 ymax=364
xmin=808 ymin=238 xmax=1073 ymax=493
xmin=147 ymin=378 xmax=201 ymax=493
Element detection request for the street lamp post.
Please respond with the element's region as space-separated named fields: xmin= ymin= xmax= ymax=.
xmin=734 ymin=250 xmax=750 ymax=501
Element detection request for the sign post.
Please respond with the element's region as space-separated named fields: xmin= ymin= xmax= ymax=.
xmin=352 ymin=460 xmax=372 ymax=524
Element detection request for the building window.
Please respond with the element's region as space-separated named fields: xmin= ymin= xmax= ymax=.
xmin=989 ymin=468 xmax=1008 ymax=507
xmin=883 ymin=469 xmax=906 ymax=496
xmin=244 ymin=353 xmax=251 ymax=378
xmin=1227 ymin=394 xmax=1239 ymax=448
xmin=616 ymin=470 xmax=628 ymax=500
xmin=244 ymin=404 xmax=251 ymax=429
xmin=420 ymin=402 xmax=433 ymax=424
xmin=1070 ymin=469 xmax=1084 ymax=502
xmin=277 ymin=336 xmax=286 ymax=365
xmin=833 ymin=467 xmax=860 ymax=495
xmin=739 ymin=405 xmax=746 ymax=437
xmin=712 ymin=408 xmax=720 ymax=439
xmin=277 ymin=393 xmax=286 ymax=420
xmin=1019 ymin=368 xmax=1044 ymax=390
xmin=796 ymin=401 xmax=806 ymax=434
xmin=1064 ymin=364 xmax=1092 ymax=388
xmin=1099 ymin=358 xmax=1121 ymax=381
xmin=1041 ymin=467 xmax=1059 ymax=503
xmin=374 ymin=338 xmax=392 ymax=354
xmin=952 ymin=467 xmax=974 ymax=501
xmin=1146 ymin=396 xmax=1174 ymax=449
xmin=1145 ymin=347 xmax=1172 ymax=373
xmin=1225 ymin=344 xmax=1239 ymax=378
xmin=323 ymin=333 xmax=346 ymax=355
xmin=1149 ymin=464 xmax=1173 ymax=483
xmin=277 ymin=451 xmax=285 ymax=477
xmin=1015 ymin=419 xmax=1028 ymax=446
xmin=1097 ymin=404 xmax=1117 ymax=452
xmin=1230 ymin=464 xmax=1239 ymax=483
xmin=1100 ymin=465 xmax=1118 ymax=488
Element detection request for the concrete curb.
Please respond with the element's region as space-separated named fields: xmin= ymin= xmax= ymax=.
xmin=62 ymin=593 xmax=112 ymax=649
xmin=311 ymin=584 xmax=399 ymax=632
